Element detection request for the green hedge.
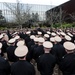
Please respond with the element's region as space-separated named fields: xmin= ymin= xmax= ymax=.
xmin=53 ymin=23 xmax=75 ymax=28
xmin=0 ymin=22 xmax=75 ymax=29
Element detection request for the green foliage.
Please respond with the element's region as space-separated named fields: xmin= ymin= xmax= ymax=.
xmin=0 ymin=27 xmax=7 ymax=30
xmin=72 ymin=22 xmax=75 ymax=27
xmin=53 ymin=23 xmax=73 ymax=28
xmin=53 ymin=23 xmax=60 ymax=28
xmin=61 ymin=23 xmax=72 ymax=28
xmin=31 ymin=22 xmax=75 ymax=29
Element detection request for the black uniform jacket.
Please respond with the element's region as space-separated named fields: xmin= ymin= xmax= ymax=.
xmin=33 ymin=45 xmax=44 ymax=61
xmin=51 ymin=43 xmax=66 ymax=64
xmin=0 ymin=56 xmax=10 ymax=75
xmin=26 ymin=44 xmax=38 ymax=62
xmin=37 ymin=53 xmax=56 ymax=75
xmin=11 ymin=60 xmax=35 ymax=75
xmin=27 ymin=40 xmax=35 ymax=50
xmin=59 ymin=53 xmax=75 ymax=75
xmin=6 ymin=46 xmax=18 ymax=62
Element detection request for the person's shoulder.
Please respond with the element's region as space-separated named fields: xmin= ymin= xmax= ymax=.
xmin=11 ymin=61 xmax=20 ymax=67
xmin=25 ymin=61 xmax=34 ymax=68
xmin=26 ymin=61 xmax=33 ymax=65
xmin=38 ymin=54 xmax=48 ymax=60
xmin=51 ymin=54 xmax=56 ymax=59
xmin=0 ymin=56 xmax=9 ymax=64
xmin=0 ymin=56 xmax=6 ymax=62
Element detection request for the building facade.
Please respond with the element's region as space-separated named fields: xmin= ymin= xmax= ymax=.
xmin=0 ymin=2 xmax=54 ymax=22
xmin=46 ymin=0 xmax=75 ymax=23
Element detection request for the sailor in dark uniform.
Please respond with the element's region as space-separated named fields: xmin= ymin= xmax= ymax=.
xmin=37 ymin=41 xmax=56 ymax=75
xmin=33 ymin=37 xmax=45 ymax=62
xmin=0 ymin=34 xmax=8 ymax=57
xmin=26 ymin=37 xmax=38 ymax=62
xmin=64 ymin=35 xmax=72 ymax=42
xmin=44 ymin=34 xmax=50 ymax=41
xmin=59 ymin=42 xmax=75 ymax=75
xmin=46 ymin=31 xmax=51 ymax=37
xmin=25 ymin=31 xmax=31 ymax=47
xmin=27 ymin=35 xmax=35 ymax=50
xmin=72 ymin=32 xmax=75 ymax=43
xmin=50 ymin=37 xmax=55 ymax=45
xmin=6 ymin=38 xmax=18 ymax=63
xmin=67 ymin=32 xmax=74 ymax=43
xmin=51 ymin=36 xmax=66 ymax=64
xmin=60 ymin=32 xmax=66 ymax=45
xmin=11 ymin=46 xmax=35 ymax=75
xmin=18 ymin=31 xmax=26 ymax=39
xmin=37 ymin=31 xmax=43 ymax=37
xmin=7 ymin=30 xmax=12 ymax=39
xmin=0 ymin=42 xmax=10 ymax=75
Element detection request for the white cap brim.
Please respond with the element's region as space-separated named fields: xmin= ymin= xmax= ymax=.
xmin=50 ymin=37 xmax=55 ymax=42
xmin=8 ymin=38 xmax=15 ymax=44
xmin=38 ymin=37 xmax=45 ymax=43
xmin=54 ymin=36 xmax=61 ymax=42
xmin=43 ymin=41 xmax=53 ymax=48
xmin=17 ymin=40 xmax=25 ymax=46
xmin=44 ymin=34 xmax=49 ymax=38
xmin=51 ymin=32 xmax=56 ymax=36
xmin=63 ymin=42 xmax=75 ymax=50
xmin=65 ymin=35 xmax=71 ymax=41
xmin=14 ymin=36 xmax=20 ymax=40
xmin=0 ymin=34 xmax=4 ymax=39
xmin=15 ymin=46 xmax=28 ymax=57
xmin=0 ymin=43 xmax=2 ymax=48
xmin=38 ymin=31 xmax=42 ymax=35
xmin=30 ymin=35 xmax=35 ymax=39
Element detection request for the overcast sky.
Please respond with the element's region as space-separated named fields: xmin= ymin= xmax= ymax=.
xmin=0 ymin=0 xmax=69 ymax=6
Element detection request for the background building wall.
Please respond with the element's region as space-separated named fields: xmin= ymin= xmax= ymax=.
xmin=0 ymin=2 xmax=54 ymax=22
xmin=46 ymin=0 xmax=75 ymax=23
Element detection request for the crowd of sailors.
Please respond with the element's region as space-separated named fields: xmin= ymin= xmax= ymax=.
xmin=0 ymin=27 xmax=75 ymax=75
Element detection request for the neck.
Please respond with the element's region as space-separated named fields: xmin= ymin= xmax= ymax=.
xmin=44 ymin=51 xmax=50 ymax=53
xmin=19 ymin=57 xmax=26 ymax=60
xmin=66 ymin=50 xmax=74 ymax=54
xmin=38 ymin=43 xmax=43 ymax=46
xmin=67 ymin=51 xmax=74 ymax=54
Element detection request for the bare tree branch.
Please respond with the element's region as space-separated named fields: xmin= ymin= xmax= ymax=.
xmin=3 ymin=0 xmax=32 ymax=26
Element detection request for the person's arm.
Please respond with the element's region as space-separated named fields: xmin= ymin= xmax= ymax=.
xmin=4 ymin=60 xmax=10 ymax=75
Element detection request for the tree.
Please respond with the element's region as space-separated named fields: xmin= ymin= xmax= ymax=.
xmin=0 ymin=10 xmax=6 ymax=25
xmin=69 ymin=12 xmax=75 ymax=22
xmin=4 ymin=0 xmax=32 ymax=28
xmin=46 ymin=8 xmax=59 ymax=27
xmin=31 ymin=13 xmax=39 ymax=22
xmin=34 ymin=13 xmax=39 ymax=22
xmin=46 ymin=7 xmax=66 ymax=28
xmin=31 ymin=13 xmax=39 ymax=26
